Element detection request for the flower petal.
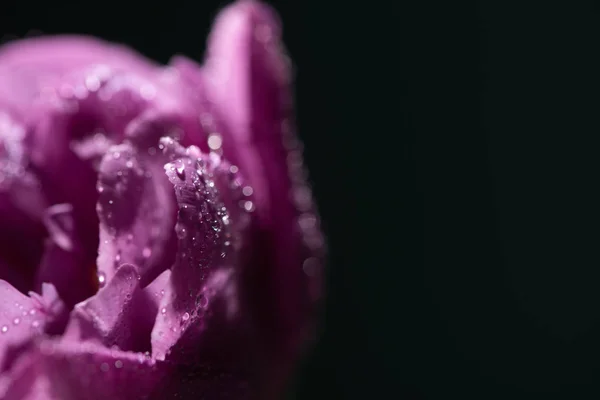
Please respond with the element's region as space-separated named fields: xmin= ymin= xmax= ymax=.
xmin=64 ymin=264 xmax=157 ymax=353
xmin=151 ymin=138 xmax=250 ymax=362
xmin=0 ymin=280 xmax=66 ymax=370
xmin=95 ymin=140 xmax=177 ymax=287
xmin=204 ymin=0 xmax=325 ymax=382
xmin=1 ymin=340 xmax=164 ymax=400
xmin=35 ymin=204 xmax=98 ymax=307
xmin=0 ymin=35 xmax=158 ymax=114
xmin=0 ymin=109 xmax=47 ymax=292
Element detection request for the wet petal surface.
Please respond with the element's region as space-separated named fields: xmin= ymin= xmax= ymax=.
xmin=151 ymin=138 xmax=250 ymax=363
xmin=0 ymin=281 xmax=66 ymax=370
xmin=1 ymin=340 xmax=164 ymax=400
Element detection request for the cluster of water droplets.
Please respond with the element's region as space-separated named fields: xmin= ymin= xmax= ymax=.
xmin=1 ymin=301 xmax=42 ymax=336
xmin=0 ymin=111 xmax=38 ymax=190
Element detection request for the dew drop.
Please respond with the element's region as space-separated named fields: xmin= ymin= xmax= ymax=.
xmin=242 ymin=186 xmax=253 ymax=196
xmin=126 ymin=160 xmax=134 ymax=168
xmin=142 ymin=247 xmax=152 ymax=258
xmin=115 ymin=253 xmax=121 ymax=262
xmin=207 ymin=133 xmax=222 ymax=150
xmin=243 ymin=200 xmax=255 ymax=212
xmin=115 ymin=360 xmax=123 ymax=369
xmin=32 ymin=320 xmax=40 ymax=328
xmin=1 ymin=325 xmax=8 ymax=333
xmin=13 ymin=317 xmax=20 ymax=325
xmin=161 ymin=307 xmax=167 ymax=315
xmin=100 ymin=362 xmax=109 ymax=372
xmin=181 ymin=312 xmax=190 ymax=321
xmin=175 ymin=224 xmax=187 ymax=239
xmin=97 ymin=271 xmax=106 ymax=287
xmin=29 ymin=309 xmax=36 ymax=316
xmin=198 ymin=295 xmax=208 ymax=308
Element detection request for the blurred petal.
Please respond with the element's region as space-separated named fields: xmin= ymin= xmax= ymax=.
xmin=0 ymin=35 xmax=158 ymax=114
xmin=151 ymin=138 xmax=250 ymax=363
xmin=0 ymin=281 xmax=66 ymax=369
xmin=64 ymin=264 xmax=156 ymax=353
xmin=0 ymin=109 xmax=46 ymax=292
xmin=1 ymin=340 xmax=164 ymax=400
xmin=95 ymin=139 xmax=177 ymax=287
xmin=204 ymin=0 xmax=325 ymax=383
xmin=35 ymin=204 xmax=98 ymax=307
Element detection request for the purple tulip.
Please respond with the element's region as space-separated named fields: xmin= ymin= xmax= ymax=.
xmin=0 ymin=1 xmax=324 ymax=398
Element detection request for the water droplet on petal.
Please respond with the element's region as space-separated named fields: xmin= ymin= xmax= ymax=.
xmin=175 ymin=224 xmax=187 ymax=239
xmin=13 ymin=317 xmax=20 ymax=325
xmin=115 ymin=360 xmax=123 ymax=369
xmin=243 ymin=200 xmax=255 ymax=212
xmin=1 ymin=325 xmax=8 ymax=333
xmin=181 ymin=312 xmax=190 ymax=321
xmin=208 ymin=133 xmax=222 ymax=150
xmin=161 ymin=308 xmax=167 ymax=315
xmin=97 ymin=271 xmax=106 ymax=287
xmin=142 ymin=247 xmax=152 ymax=258
xmin=100 ymin=362 xmax=109 ymax=372
xmin=242 ymin=186 xmax=253 ymax=196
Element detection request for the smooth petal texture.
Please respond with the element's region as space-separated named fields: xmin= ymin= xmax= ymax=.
xmin=0 ymin=36 xmax=159 ymax=114
xmin=204 ymin=0 xmax=325 ymax=385
xmin=1 ymin=340 xmax=164 ymax=400
xmin=64 ymin=264 xmax=157 ymax=353
xmin=96 ymin=140 xmax=176 ymax=287
xmin=0 ymin=281 xmax=66 ymax=369
xmin=151 ymin=138 xmax=250 ymax=362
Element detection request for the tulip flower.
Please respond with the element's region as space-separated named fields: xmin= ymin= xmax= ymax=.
xmin=0 ymin=1 xmax=324 ymax=398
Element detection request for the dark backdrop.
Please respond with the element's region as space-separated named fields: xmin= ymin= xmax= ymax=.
xmin=3 ymin=1 xmax=600 ymax=399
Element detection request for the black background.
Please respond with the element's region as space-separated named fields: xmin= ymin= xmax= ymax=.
xmin=3 ymin=1 xmax=600 ymax=399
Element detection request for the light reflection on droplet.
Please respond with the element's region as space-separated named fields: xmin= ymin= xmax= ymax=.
xmin=181 ymin=312 xmax=190 ymax=321
xmin=243 ymin=200 xmax=255 ymax=212
xmin=97 ymin=272 xmax=106 ymax=287
xmin=242 ymin=186 xmax=253 ymax=196
xmin=1 ymin=325 xmax=8 ymax=333
xmin=208 ymin=134 xmax=222 ymax=150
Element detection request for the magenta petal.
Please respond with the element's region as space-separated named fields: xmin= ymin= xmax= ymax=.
xmin=204 ymin=0 xmax=325 ymax=377
xmin=96 ymin=139 xmax=177 ymax=286
xmin=1 ymin=340 xmax=164 ymax=400
xmin=64 ymin=264 xmax=156 ymax=353
xmin=0 ymin=110 xmax=47 ymax=291
xmin=151 ymin=138 xmax=250 ymax=362
xmin=0 ymin=280 xmax=65 ymax=369
xmin=0 ymin=35 xmax=158 ymax=114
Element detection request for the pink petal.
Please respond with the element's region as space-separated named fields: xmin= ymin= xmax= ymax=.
xmin=204 ymin=0 xmax=325 ymax=386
